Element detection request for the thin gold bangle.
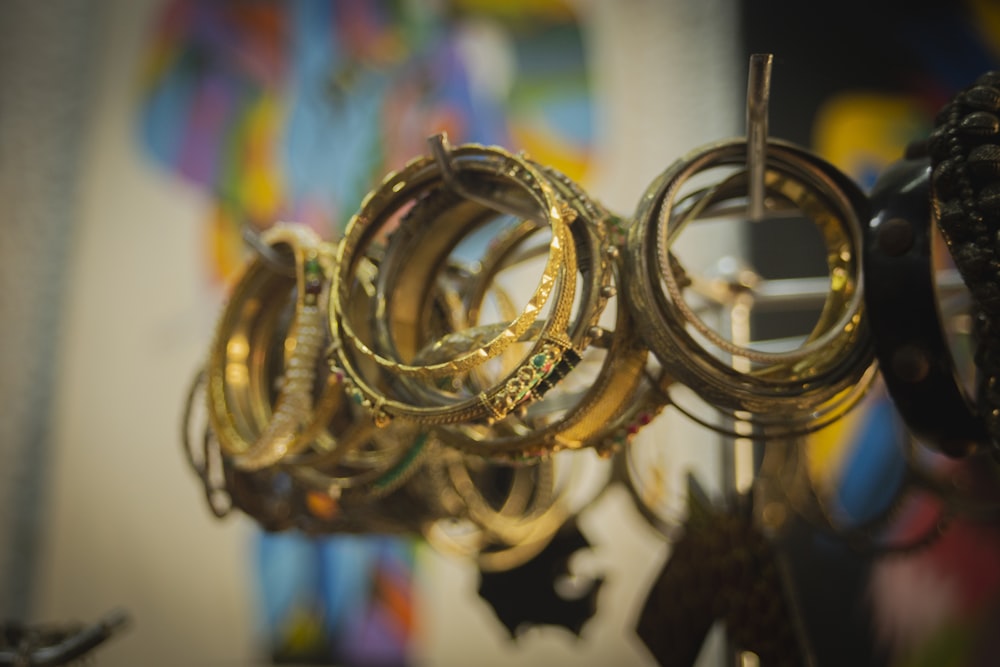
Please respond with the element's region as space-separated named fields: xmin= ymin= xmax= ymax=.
xmin=434 ymin=244 xmax=652 ymax=458
xmin=420 ymin=442 xmax=572 ymax=571
xmin=367 ymin=188 xmax=543 ymax=411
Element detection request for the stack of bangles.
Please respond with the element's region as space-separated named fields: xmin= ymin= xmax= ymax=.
xmin=624 ymin=138 xmax=875 ymax=435
xmin=182 ymin=92 xmax=1000 ymax=565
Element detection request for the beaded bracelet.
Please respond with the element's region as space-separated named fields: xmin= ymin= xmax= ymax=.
xmin=918 ymin=70 xmax=1000 ymax=449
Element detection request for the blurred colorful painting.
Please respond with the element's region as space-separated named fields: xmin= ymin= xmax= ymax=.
xmin=255 ymin=533 xmax=416 ymax=665
xmin=137 ymin=0 xmax=594 ymax=281
xmin=136 ymin=1 xmax=594 ymax=664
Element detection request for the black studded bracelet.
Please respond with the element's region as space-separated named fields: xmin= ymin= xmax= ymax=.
xmin=864 ymin=157 xmax=988 ymax=456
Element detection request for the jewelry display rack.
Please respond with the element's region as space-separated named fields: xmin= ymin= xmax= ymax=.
xmin=183 ymin=53 xmax=1000 ymax=667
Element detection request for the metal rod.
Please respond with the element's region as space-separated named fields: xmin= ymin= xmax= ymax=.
xmin=728 ymin=294 xmax=756 ymax=497
xmin=427 ymin=133 xmax=544 ymax=223
xmin=689 ymin=269 xmax=969 ymax=311
xmin=746 ymin=54 xmax=773 ymax=222
xmin=727 ymin=58 xmax=773 ymax=658
xmin=242 ymin=227 xmax=296 ymax=276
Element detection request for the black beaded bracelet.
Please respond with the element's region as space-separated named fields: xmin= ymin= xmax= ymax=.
xmin=914 ymin=70 xmax=1000 ymax=450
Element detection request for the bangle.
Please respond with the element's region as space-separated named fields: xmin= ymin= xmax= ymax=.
xmin=368 ymin=188 xmax=544 ymax=412
xmin=333 ymin=143 xmax=576 ymax=379
xmin=625 ymin=139 xmax=874 ymax=423
xmin=864 ymin=156 xmax=988 ymax=456
xmin=181 ymin=368 xmax=233 ymax=519
xmin=330 ymin=143 xmax=581 ymax=426
xmin=283 ymin=425 xmax=431 ymax=508
xmin=420 ymin=441 xmax=575 ymax=571
xmin=206 ymin=223 xmax=342 ymax=469
xmin=430 ymin=168 xmax=639 ymax=458
xmin=433 ymin=265 xmax=658 ymax=460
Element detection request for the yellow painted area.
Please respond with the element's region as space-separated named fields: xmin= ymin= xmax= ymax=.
xmin=208 ymin=205 xmax=248 ymax=284
xmin=280 ymin=606 xmax=326 ymax=655
xmin=510 ymin=124 xmax=591 ymax=184
xmin=804 ymin=389 xmax=862 ymax=482
xmin=238 ymin=96 xmax=286 ymax=222
xmin=138 ymin=39 xmax=176 ymax=90
xmin=813 ymin=93 xmax=928 ymax=179
xmin=969 ymin=0 xmax=1000 ymax=61
xmin=451 ymin=0 xmax=574 ymax=20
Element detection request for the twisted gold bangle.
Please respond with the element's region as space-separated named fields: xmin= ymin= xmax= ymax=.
xmin=405 ymin=165 xmax=618 ymax=454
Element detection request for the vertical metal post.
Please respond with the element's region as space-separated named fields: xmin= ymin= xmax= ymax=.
xmin=746 ymin=54 xmax=773 ymax=223
xmin=720 ymin=53 xmax=775 ymax=666
xmin=721 ymin=52 xmax=774 ymax=517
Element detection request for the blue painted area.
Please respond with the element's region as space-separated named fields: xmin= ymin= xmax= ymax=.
xmin=834 ymin=395 xmax=907 ymax=526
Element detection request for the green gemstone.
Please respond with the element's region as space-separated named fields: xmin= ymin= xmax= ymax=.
xmin=531 ymin=353 xmax=547 ymax=368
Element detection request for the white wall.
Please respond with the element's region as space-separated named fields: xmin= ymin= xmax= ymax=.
xmin=28 ymin=1 xmax=742 ymax=665
xmin=32 ymin=1 xmax=258 ymax=663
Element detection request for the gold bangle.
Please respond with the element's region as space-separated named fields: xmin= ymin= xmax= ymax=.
xmin=431 ymin=196 xmax=653 ymax=458
xmin=420 ymin=441 xmax=572 ymax=571
xmin=202 ymin=225 xmax=431 ymax=506
xmin=625 ymin=139 xmax=875 ymax=420
xmin=181 ymin=368 xmax=233 ymax=519
xmin=283 ymin=423 xmax=431 ymax=508
xmin=330 ymin=143 xmax=581 ymax=426
xmin=333 ymin=143 xmax=576 ymax=379
xmin=206 ymin=223 xmax=341 ymax=469
xmin=367 ymin=188 xmax=542 ymax=410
